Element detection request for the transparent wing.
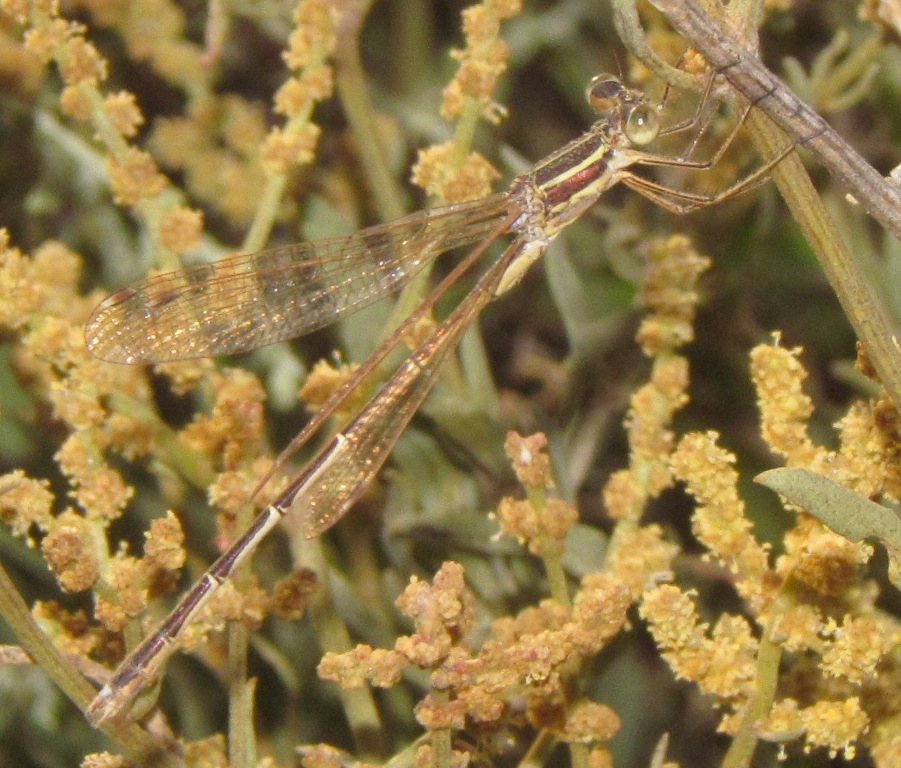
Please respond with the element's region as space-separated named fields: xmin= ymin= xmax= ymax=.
xmin=282 ymin=237 xmax=534 ymax=538
xmin=85 ymin=194 xmax=515 ymax=363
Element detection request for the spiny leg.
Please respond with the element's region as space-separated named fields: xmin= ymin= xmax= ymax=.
xmin=620 ymin=121 xmax=824 ymax=215
xmin=649 ymin=60 xmax=794 ymax=173
xmin=625 ymin=68 xmax=830 ymax=217
xmin=655 ymin=69 xmax=723 ymax=160
xmin=641 ymin=93 xmax=758 ymax=174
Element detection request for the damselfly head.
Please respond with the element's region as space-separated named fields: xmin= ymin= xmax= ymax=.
xmin=585 ymin=73 xmax=660 ymax=147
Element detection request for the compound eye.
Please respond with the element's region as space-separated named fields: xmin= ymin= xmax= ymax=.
xmin=586 ymin=73 xmax=624 ymax=112
xmin=625 ymin=103 xmax=659 ymax=145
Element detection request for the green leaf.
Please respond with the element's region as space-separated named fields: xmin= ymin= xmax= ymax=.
xmin=755 ymin=467 xmax=901 ymax=590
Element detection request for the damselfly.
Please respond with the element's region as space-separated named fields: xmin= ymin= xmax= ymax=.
xmin=84 ymin=73 xmax=788 ymax=723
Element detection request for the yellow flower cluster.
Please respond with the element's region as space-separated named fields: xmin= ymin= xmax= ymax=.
xmin=638 ymin=337 xmax=901 ymax=760
xmin=80 ymin=751 xmax=130 ymax=768
xmin=5 ymin=0 xmax=205 ymax=268
xmin=640 ymin=585 xmax=759 ymax=700
xmin=604 ymin=236 xmax=709 ymax=523
xmin=411 ymin=0 xmax=521 ymax=204
xmin=299 ymin=358 xmax=367 ymax=424
xmin=319 ymin=561 xmax=630 ymax=765
xmin=496 ymin=432 xmax=578 ymax=559
xmin=670 ymin=431 xmax=772 ymax=609
xmin=315 ymin=431 xmax=639 ymax=767
xmin=441 ymin=0 xmax=522 ymax=124
xmin=636 ymin=234 xmax=712 ymax=356
xmin=0 ymin=2 xmax=897 ymax=766
xmin=0 ymin=219 xmax=293 ymax=735
xmin=0 ymin=234 xmax=203 ymax=654
xmin=259 ymin=0 xmax=337 ymax=180
xmin=411 ymin=141 xmax=501 ymax=204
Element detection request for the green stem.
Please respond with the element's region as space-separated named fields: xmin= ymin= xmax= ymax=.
xmin=381 ymin=734 xmax=429 ymax=768
xmin=81 ymin=69 xmax=180 ymax=271
xmin=517 ymin=728 xmax=556 ymax=768
xmin=721 ymin=616 xmax=783 ymax=768
xmin=430 ymin=690 xmax=453 ymax=768
xmin=334 ymin=0 xmax=406 ymax=223
xmin=611 ymin=0 xmax=696 ymax=91
xmin=227 ymin=620 xmax=256 ymax=768
xmin=451 ymin=97 xmax=483 ymax=168
xmin=388 ymin=0 xmax=431 ymax=93
xmin=242 ymin=38 xmax=334 ymax=255
xmin=0 ymin=559 xmax=183 ymax=767
xmin=0 ymin=562 xmax=95 ymax=709
xmin=618 ymin=0 xmax=901 ymax=411
xmin=292 ymin=534 xmax=386 ymax=760
xmin=226 ymin=499 xmax=257 ymax=768
xmin=242 ymin=172 xmax=290 ymax=255
xmin=569 ymin=742 xmax=591 ymax=768
xmin=527 ymin=485 xmax=570 ymax=608
xmin=745 ymin=109 xmax=901 ymax=411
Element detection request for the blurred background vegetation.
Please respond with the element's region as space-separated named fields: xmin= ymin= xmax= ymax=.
xmin=0 ymin=1 xmax=899 ymax=767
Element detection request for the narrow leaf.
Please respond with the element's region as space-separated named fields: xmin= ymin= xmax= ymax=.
xmin=756 ymin=467 xmax=901 ymax=589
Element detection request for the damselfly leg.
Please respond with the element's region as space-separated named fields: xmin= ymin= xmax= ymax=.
xmin=621 ymin=72 xmax=805 ymax=213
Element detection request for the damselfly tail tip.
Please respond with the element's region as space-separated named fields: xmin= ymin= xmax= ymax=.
xmin=85 ymin=684 xmax=120 ymax=725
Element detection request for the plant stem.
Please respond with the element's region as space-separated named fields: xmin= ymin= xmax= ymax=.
xmin=0 ymin=559 xmax=183 ymax=767
xmin=292 ymin=534 xmax=386 ymax=760
xmin=527 ymin=485 xmax=571 ymax=609
xmin=430 ymin=689 xmax=453 ymax=768
xmin=335 ymin=0 xmax=406 ymax=223
xmin=617 ymin=0 xmax=901 ymax=412
xmin=228 ymin=620 xmax=256 ymax=768
xmin=721 ymin=615 xmax=783 ymax=768
xmin=746 ymin=109 xmax=901 ymax=408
